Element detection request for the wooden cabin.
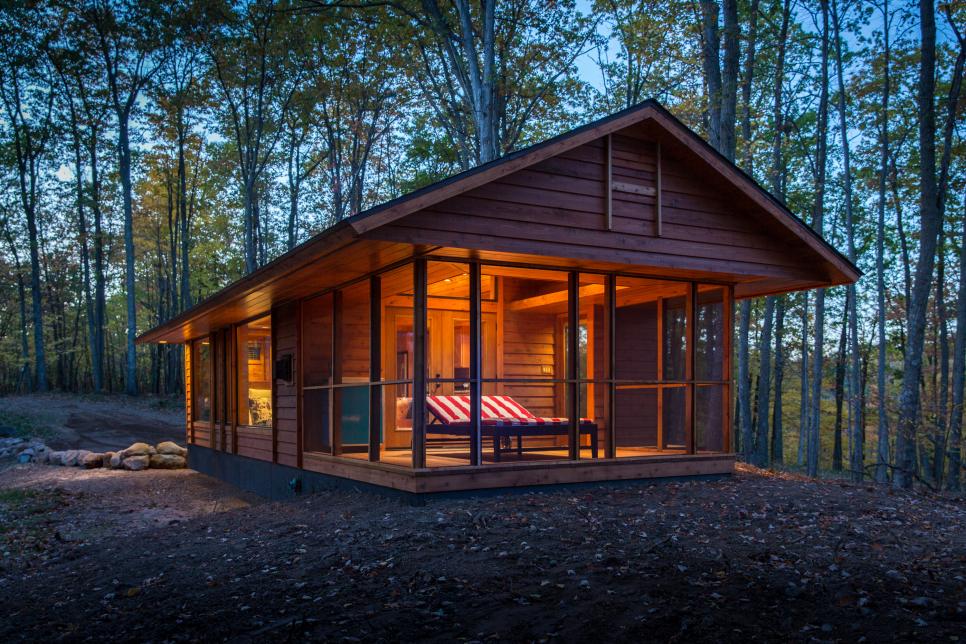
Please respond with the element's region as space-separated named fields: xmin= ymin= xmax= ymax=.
xmin=138 ymin=101 xmax=858 ymax=498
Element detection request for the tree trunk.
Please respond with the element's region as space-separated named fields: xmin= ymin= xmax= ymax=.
xmin=894 ymin=0 xmax=940 ymax=488
xmin=934 ymin=235 xmax=949 ymax=485
xmin=833 ymin=309 xmax=847 ymax=472
xmin=808 ymin=0 xmax=831 ymax=478
xmin=738 ymin=300 xmax=753 ymax=461
xmin=772 ymin=296 xmax=786 ymax=465
xmin=118 ymin=118 xmax=138 ymax=396
xmin=874 ymin=0 xmax=891 ymax=483
xmin=832 ymin=0 xmax=863 ymax=481
xmin=799 ymin=291 xmax=809 ymax=466
xmin=754 ymin=296 xmax=776 ymax=467
xmin=948 ymin=203 xmax=966 ymax=491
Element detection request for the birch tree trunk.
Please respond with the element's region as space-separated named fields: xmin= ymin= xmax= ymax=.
xmin=808 ymin=0 xmax=831 ymax=477
xmin=874 ymin=0 xmax=892 ymax=483
xmin=894 ymin=0 xmax=940 ymax=488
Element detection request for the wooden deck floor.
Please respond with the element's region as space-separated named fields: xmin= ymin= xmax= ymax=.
xmin=342 ymin=447 xmax=691 ymax=468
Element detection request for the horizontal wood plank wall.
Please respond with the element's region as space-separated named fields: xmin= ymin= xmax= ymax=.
xmin=614 ymin=301 xmax=658 ymax=446
xmin=274 ymin=302 xmax=299 ymax=467
xmin=368 ymin=135 xmax=815 ymax=281
xmin=236 ymin=426 xmax=272 ymax=461
xmin=184 ymin=346 xmax=192 ymax=445
xmin=501 ymin=279 xmax=557 ymax=416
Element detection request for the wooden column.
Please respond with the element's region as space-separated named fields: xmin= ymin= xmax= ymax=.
xmin=724 ymin=285 xmax=734 ymax=454
xmin=369 ymin=275 xmax=382 ymax=462
xmin=605 ymin=273 xmax=617 ymax=459
xmin=605 ymin=134 xmax=613 ymax=230
xmin=469 ymin=262 xmax=482 ymax=466
xmin=567 ymin=271 xmax=580 ymax=460
xmin=270 ymin=318 xmax=278 ymax=464
xmin=295 ymin=302 xmax=303 ymax=468
xmin=412 ymin=259 xmax=428 ymax=468
xmin=656 ymin=298 xmax=664 ymax=449
xmin=685 ymin=283 xmax=696 ymax=455
xmin=230 ymin=324 xmax=238 ymax=454
xmin=331 ymin=290 xmax=343 ymax=456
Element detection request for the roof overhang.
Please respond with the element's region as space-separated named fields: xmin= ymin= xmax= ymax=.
xmin=138 ymin=100 xmax=859 ymax=345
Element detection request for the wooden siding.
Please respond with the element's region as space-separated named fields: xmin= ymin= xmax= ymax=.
xmin=274 ymin=302 xmax=299 ymax=467
xmin=184 ymin=347 xmax=192 ymax=445
xmin=367 ymin=134 xmax=818 ymax=283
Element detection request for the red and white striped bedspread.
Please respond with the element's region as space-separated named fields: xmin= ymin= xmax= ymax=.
xmin=426 ymin=395 xmax=591 ymax=427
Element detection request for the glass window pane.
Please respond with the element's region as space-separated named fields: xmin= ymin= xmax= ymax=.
xmin=192 ymin=339 xmax=211 ymax=422
xmin=662 ymin=385 xmax=687 ymax=448
xmin=663 ymin=295 xmax=688 ymax=381
xmin=696 ymin=286 xmax=726 ymax=381
xmin=696 ymin=384 xmax=726 ymax=452
xmin=302 ymin=293 xmax=333 ymax=387
xmin=236 ymin=316 xmax=272 ymax=426
xmin=479 ymin=265 xmax=571 ymax=463
xmin=337 ymin=281 xmax=370 ymax=383
xmin=379 ymin=264 xmax=415 ymax=466
xmin=335 ymin=385 xmax=369 ymax=459
xmin=303 ymin=388 xmax=330 ymax=453
xmin=615 ymin=385 xmax=658 ymax=451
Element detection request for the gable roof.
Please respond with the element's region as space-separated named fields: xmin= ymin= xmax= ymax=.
xmin=138 ymin=99 xmax=859 ymax=344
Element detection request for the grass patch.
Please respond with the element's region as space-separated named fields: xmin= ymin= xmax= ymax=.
xmin=0 ymin=407 xmax=56 ymax=442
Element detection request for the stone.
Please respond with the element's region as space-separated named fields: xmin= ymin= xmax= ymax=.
xmin=72 ymin=450 xmax=92 ymax=467
xmin=110 ymin=452 xmax=124 ymax=469
xmin=122 ymin=455 xmax=150 ymax=471
xmin=156 ymin=441 xmax=187 ymax=457
xmin=81 ymin=452 xmax=104 ymax=469
xmin=62 ymin=450 xmax=81 ymax=466
xmin=102 ymin=452 xmax=115 ymax=468
xmin=118 ymin=442 xmax=154 ymax=460
xmin=149 ymin=453 xmax=186 ymax=469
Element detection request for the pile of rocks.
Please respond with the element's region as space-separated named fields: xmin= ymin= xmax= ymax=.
xmin=0 ymin=437 xmax=49 ymax=464
xmin=40 ymin=441 xmax=188 ymax=471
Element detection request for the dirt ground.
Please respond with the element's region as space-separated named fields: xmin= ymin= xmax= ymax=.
xmin=0 ymin=461 xmax=963 ymax=643
xmin=0 ymin=394 xmax=184 ymax=451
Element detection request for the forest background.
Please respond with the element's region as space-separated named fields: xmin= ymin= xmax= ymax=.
xmin=0 ymin=0 xmax=962 ymax=489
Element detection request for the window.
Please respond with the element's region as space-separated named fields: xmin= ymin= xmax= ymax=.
xmin=192 ymin=338 xmax=211 ymax=422
xmin=236 ymin=316 xmax=272 ymax=427
xmin=479 ymin=265 xmax=572 ymax=463
xmin=613 ymin=277 xmax=690 ymax=455
xmin=302 ymin=293 xmax=333 ymax=453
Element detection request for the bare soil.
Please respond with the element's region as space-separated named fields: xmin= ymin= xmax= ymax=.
xmin=0 ymin=461 xmax=963 ymax=642
xmin=0 ymin=393 xmax=184 ymax=451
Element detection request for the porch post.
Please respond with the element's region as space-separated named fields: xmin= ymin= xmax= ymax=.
xmin=332 ymin=290 xmax=343 ymax=456
xmin=725 ymin=285 xmax=734 ymax=453
xmin=469 ymin=262 xmax=482 ymax=466
xmin=685 ymin=282 xmax=696 ymax=455
xmin=568 ymin=271 xmax=580 ymax=460
xmin=605 ymin=273 xmax=617 ymax=459
xmin=412 ymin=259 xmax=428 ymax=468
xmin=369 ymin=274 xmax=381 ymax=462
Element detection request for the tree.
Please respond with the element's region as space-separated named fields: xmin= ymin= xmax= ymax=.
xmin=893 ymin=0 xmax=940 ymax=488
xmin=807 ymin=0 xmax=831 ymax=479
xmin=0 ymin=13 xmax=56 ymax=392
xmin=84 ymin=0 xmax=170 ymax=395
xmin=208 ymin=0 xmax=300 ymax=272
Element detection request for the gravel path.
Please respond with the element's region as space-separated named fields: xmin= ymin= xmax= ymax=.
xmin=1 ymin=462 xmax=963 ymax=642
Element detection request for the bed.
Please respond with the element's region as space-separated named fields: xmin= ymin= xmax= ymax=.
xmin=425 ymin=394 xmax=598 ymax=461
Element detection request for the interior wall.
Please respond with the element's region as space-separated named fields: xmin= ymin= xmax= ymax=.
xmin=614 ymin=301 xmax=658 ymax=446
